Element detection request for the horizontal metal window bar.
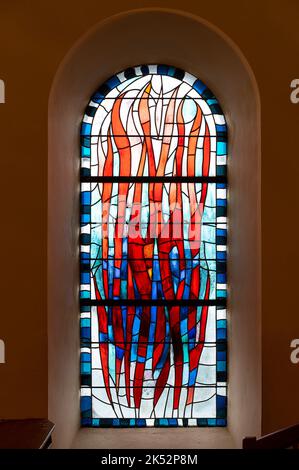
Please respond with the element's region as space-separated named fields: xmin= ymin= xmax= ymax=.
xmin=83 ymin=385 xmax=224 ymax=389
xmin=80 ymin=299 xmax=226 ymax=307
xmin=81 ymin=342 xmax=225 ymax=345
xmin=80 ymin=176 xmax=227 ymax=184
xmin=88 ymin=97 xmax=223 ymax=101
xmin=82 ymin=134 xmax=224 ymax=138
xmin=81 ymin=257 xmax=224 ymax=261
xmin=80 ymin=222 xmax=226 ymax=226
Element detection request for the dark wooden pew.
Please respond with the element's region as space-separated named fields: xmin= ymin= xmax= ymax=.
xmin=243 ymin=424 xmax=299 ymax=449
xmin=0 ymin=419 xmax=55 ymax=449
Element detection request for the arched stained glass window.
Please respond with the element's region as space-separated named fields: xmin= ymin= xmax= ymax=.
xmin=80 ymin=65 xmax=227 ymax=427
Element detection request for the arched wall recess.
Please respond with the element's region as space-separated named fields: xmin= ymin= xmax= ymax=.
xmin=48 ymin=8 xmax=261 ymax=449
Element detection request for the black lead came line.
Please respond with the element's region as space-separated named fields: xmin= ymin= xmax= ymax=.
xmin=80 ymin=299 xmax=226 ymax=307
xmin=83 ymin=134 xmax=225 ymax=136
xmin=80 ymin=176 xmax=227 ymax=184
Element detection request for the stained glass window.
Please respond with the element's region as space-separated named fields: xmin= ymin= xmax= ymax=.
xmin=80 ymin=65 xmax=227 ymax=427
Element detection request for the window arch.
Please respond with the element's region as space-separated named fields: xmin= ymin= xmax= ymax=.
xmin=80 ymin=64 xmax=227 ymax=427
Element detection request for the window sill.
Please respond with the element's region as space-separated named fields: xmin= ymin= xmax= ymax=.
xmin=71 ymin=427 xmax=236 ymax=449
